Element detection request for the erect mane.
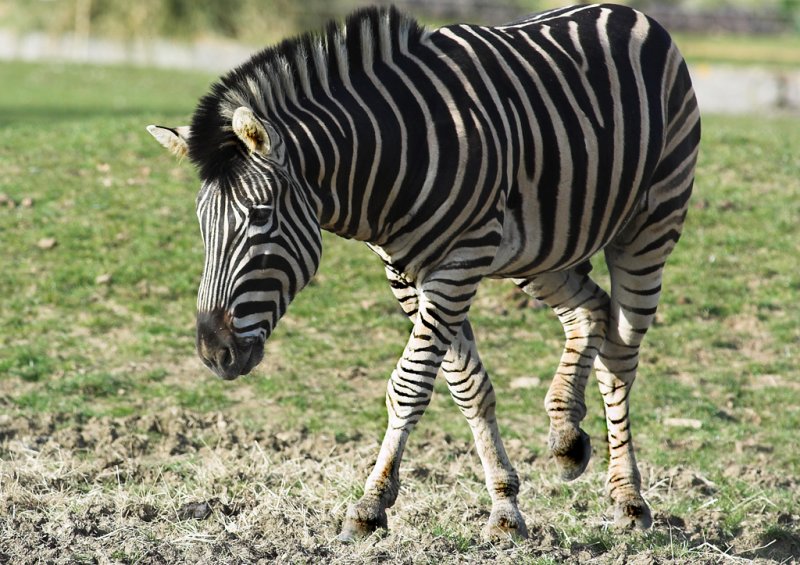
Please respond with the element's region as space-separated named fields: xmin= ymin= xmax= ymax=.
xmin=188 ymin=6 xmax=427 ymax=183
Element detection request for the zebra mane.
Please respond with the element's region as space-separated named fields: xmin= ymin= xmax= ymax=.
xmin=189 ymin=6 xmax=427 ymax=182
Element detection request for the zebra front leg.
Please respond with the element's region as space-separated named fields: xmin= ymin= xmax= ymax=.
xmin=516 ymin=267 xmax=609 ymax=481
xmin=337 ymin=409 xmax=407 ymax=540
xmin=381 ymin=268 xmax=525 ymax=539
xmin=443 ymin=320 xmax=527 ymax=540
xmin=338 ymin=278 xmax=479 ymax=541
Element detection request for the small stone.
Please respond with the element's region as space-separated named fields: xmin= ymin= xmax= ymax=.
xmin=95 ymin=273 xmax=112 ymax=285
xmin=138 ymin=503 xmax=158 ymax=522
xmin=663 ymin=418 xmax=702 ymax=429
xmin=216 ymin=413 xmax=227 ymax=430
xmin=20 ymin=197 xmax=34 ymax=208
xmin=177 ymin=501 xmax=213 ymax=521
xmin=510 ymin=376 xmax=541 ymax=389
xmin=136 ymin=280 xmax=150 ymax=296
xmin=37 ymin=238 xmax=57 ymax=250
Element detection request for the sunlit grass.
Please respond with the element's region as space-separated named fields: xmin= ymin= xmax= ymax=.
xmin=0 ymin=61 xmax=798 ymax=562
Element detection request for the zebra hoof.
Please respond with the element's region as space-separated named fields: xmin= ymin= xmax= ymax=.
xmin=613 ymin=497 xmax=652 ymax=530
xmin=337 ymin=500 xmax=388 ymax=542
xmin=550 ymin=427 xmax=592 ymax=481
xmin=482 ymin=500 xmax=528 ymax=541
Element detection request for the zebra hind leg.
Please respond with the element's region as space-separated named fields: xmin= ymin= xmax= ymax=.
xmin=598 ymin=128 xmax=696 ymax=529
xmin=596 ymin=239 xmax=666 ymax=530
xmin=516 ymin=265 xmax=609 ymax=481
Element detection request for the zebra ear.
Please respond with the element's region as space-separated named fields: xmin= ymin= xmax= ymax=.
xmin=232 ymin=106 xmax=271 ymax=156
xmin=146 ymin=125 xmax=191 ymax=159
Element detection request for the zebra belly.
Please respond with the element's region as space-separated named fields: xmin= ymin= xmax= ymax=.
xmin=487 ymin=211 xmax=578 ymax=279
xmin=487 ymin=180 xmax=639 ymax=279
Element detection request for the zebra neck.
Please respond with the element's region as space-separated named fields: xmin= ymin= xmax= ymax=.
xmin=243 ymin=8 xmax=430 ymax=243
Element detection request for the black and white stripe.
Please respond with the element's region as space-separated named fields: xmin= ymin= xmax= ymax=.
xmin=181 ymin=3 xmax=700 ymax=538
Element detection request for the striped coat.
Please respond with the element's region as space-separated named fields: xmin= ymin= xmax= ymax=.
xmin=148 ymin=3 xmax=700 ymax=540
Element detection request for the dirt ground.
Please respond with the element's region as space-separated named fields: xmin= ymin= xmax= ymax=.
xmin=1 ymin=408 xmax=798 ymax=564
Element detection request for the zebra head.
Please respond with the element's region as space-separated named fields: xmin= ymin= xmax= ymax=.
xmin=148 ymin=107 xmax=322 ymax=380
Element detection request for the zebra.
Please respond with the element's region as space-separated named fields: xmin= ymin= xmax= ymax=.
xmin=148 ymin=3 xmax=700 ymax=540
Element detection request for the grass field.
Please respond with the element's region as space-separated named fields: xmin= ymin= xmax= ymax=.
xmin=1 ymin=61 xmax=799 ymax=563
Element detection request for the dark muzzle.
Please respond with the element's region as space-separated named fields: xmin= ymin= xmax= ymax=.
xmin=196 ymin=309 xmax=264 ymax=380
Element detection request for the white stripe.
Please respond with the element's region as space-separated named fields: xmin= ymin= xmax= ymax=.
xmin=592 ymin=8 xmax=624 ymax=244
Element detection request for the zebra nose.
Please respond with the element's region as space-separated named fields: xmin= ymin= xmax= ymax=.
xmin=196 ymin=309 xmax=240 ymax=379
xmin=216 ymin=346 xmax=235 ymax=370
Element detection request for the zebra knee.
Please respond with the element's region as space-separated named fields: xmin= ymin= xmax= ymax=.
xmin=596 ymin=338 xmax=641 ymax=387
xmin=445 ymin=370 xmax=495 ymax=421
xmin=385 ymin=371 xmax=434 ymax=428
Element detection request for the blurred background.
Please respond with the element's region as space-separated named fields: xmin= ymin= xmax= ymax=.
xmin=1 ymin=0 xmax=798 ymax=114
xmin=1 ymin=0 xmax=799 ymax=42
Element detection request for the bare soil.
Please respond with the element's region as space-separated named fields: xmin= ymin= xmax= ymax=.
xmin=1 ymin=408 xmax=798 ymax=564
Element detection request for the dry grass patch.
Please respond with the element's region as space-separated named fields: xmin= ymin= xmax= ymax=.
xmin=1 ymin=410 xmax=798 ymax=564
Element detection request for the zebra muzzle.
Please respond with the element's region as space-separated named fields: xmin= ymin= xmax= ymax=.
xmin=196 ymin=309 xmax=264 ymax=380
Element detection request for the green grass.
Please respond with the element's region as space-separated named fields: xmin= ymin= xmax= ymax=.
xmin=1 ymin=59 xmax=799 ymax=458
xmin=1 ymin=61 xmax=799 ymax=562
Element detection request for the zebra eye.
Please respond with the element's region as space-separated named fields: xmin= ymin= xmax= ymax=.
xmin=249 ymin=204 xmax=274 ymax=227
